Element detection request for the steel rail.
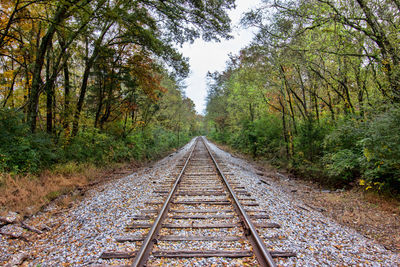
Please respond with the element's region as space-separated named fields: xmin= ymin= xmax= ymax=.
xmin=131 ymin=137 xmax=199 ymax=267
xmin=201 ymin=136 xmax=277 ymax=267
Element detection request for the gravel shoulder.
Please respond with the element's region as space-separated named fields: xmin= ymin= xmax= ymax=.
xmin=1 ymin=137 xmax=399 ymax=266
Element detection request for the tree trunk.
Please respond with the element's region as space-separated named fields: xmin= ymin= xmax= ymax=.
xmin=279 ymin=98 xmax=289 ymax=159
xmin=72 ymin=23 xmax=113 ymax=136
xmin=72 ymin=61 xmax=91 ymax=136
xmin=27 ymin=3 xmax=70 ymax=132
xmin=94 ymin=73 xmax=105 ymax=128
xmin=63 ymin=59 xmax=71 ymax=132
xmin=45 ymin=47 xmax=53 ymax=133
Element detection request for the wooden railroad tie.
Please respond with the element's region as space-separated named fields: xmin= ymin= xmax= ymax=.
xmin=169 ymin=209 xmax=233 ymax=213
xmin=170 ymin=214 xmax=235 ymax=219
xmin=101 ymin=250 xmax=296 ymax=259
xmin=127 ymin=223 xmax=238 ymax=229
xmin=241 ymin=203 xmax=259 ymax=206
xmin=115 ymin=235 xmax=248 ymax=242
xmin=128 ymin=222 xmax=280 ymax=229
xmin=175 ymin=192 xmax=226 ymax=196
xmin=158 ymin=235 xmax=245 ymax=241
xmin=128 ymin=213 xmax=268 ymax=220
xmin=152 ymin=250 xmax=253 ymax=258
xmin=172 ymin=200 xmax=231 ymax=205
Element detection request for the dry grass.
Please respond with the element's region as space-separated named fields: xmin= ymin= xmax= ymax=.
xmin=260 ymin=171 xmax=400 ymax=252
xmin=0 ymin=163 xmax=95 ymax=216
xmin=306 ymin=188 xmax=400 ymax=252
xmin=0 ymin=161 xmax=137 ymax=217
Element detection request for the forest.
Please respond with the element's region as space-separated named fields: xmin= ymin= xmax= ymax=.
xmin=0 ymin=0 xmax=236 ymax=209
xmin=0 ymin=0 xmax=237 ymax=173
xmin=205 ymin=0 xmax=400 ymax=195
xmin=1 ymin=1 xmax=399 ymax=264
xmin=0 ymin=0 xmax=399 ymax=210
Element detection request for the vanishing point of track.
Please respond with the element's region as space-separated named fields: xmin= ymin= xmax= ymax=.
xmin=100 ymin=137 xmax=296 ymax=266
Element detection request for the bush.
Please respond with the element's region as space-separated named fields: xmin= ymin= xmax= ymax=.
xmin=294 ymin=119 xmax=331 ymax=163
xmin=142 ymin=126 xmax=192 ymax=159
xmin=322 ymin=117 xmax=365 ymax=183
xmin=228 ymin=116 xmax=284 ymax=158
xmin=321 ymin=108 xmax=400 ymax=193
xmin=359 ymin=107 xmax=400 ymax=193
xmin=0 ymin=108 xmax=191 ymax=175
xmin=65 ymin=128 xmax=143 ymax=163
xmin=64 ymin=126 xmax=188 ymax=164
xmin=0 ymin=108 xmax=58 ymax=173
xmin=253 ymin=115 xmax=283 ymax=159
xmin=208 ymin=127 xmax=230 ymax=145
xmin=323 ymin=149 xmax=360 ymax=181
xmin=229 ymin=120 xmax=256 ymax=155
xmin=64 ymin=128 xmax=112 ymax=163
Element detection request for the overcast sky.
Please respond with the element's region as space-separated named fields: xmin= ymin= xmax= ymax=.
xmin=178 ymin=0 xmax=262 ymax=114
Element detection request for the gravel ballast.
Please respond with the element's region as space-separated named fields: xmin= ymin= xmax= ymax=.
xmin=1 ymin=137 xmax=399 ymax=266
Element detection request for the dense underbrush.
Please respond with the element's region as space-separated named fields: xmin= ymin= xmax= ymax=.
xmin=208 ymin=106 xmax=400 ymax=196
xmin=0 ymin=108 xmax=190 ymax=176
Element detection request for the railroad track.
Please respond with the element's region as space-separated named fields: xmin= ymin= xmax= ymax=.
xmin=99 ymin=137 xmax=295 ymax=266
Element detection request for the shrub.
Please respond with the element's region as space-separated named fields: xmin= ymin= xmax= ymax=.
xmin=322 ymin=108 xmax=400 ymax=193
xmin=142 ymin=126 xmax=191 ymax=159
xmin=294 ymin=118 xmax=331 ymax=163
xmin=229 ymin=120 xmax=256 ymax=155
xmin=253 ymin=115 xmax=283 ymax=159
xmin=0 ymin=108 xmax=191 ymax=177
xmin=228 ymin=116 xmax=284 ymax=159
xmin=323 ymin=149 xmax=360 ymax=181
xmin=322 ymin=117 xmax=365 ymax=183
xmin=0 ymin=108 xmax=58 ymax=173
xmin=65 ymin=128 xmax=143 ymax=163
xmin=208 ymin=128 xmax=230 ymax=145
xmin=359 ymin=107 xmax=400 ymax=193
xmin=64 ymin=126 xmax=187 ymax=164
xmin=64 ymin=128 xmax=112 ymax=163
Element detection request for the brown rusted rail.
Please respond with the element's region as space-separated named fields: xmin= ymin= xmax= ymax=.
xmin=202 ymin=136 xmax=276 ymax=267
xmin=130 ymin=138 xmax=198 ymax=266
xmin=119 ymin=136 xmax=291 ymax=266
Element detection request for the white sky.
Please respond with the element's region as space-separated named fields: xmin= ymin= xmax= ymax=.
xmin=179 ymin=0 xmax=262 ymax=114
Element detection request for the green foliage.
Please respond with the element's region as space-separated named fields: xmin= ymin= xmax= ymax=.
xmin=209 ymin=115 xmax=283 ymax=162
xmin=64 ymin=126 xmax=191 ymax=164
xmin=360 ymin=107 xmax=400 ymax=192
xmin=208 ymin=128 xmax=230 ymax=145
xmin=228 ymin=120 xmax=256 ymax=155
xmin=0 ymin=108 xmax=58 ymax=173
xmin=0 ymin=108 xmax=196 ymax=174
xmin=321 ymin=109 xmax=400 ymax=192
xmin=45 ymin=190 xmax=61 ymax=201
xmin=294 ymin=119 xmax=330 ymax=163
xmin=322 ymin=117 xmax=365 ymax=182
xmin=64 ymin=128 xmax=129 ymax=164
xmin=323 ymin=149 xmax=360 ymax=182
xmin=145 ymin=126 xmax=179 ymax=157
xmin=252 ymin=116 xmax=284 ymax=160
xmin=52 ymin=162 xmax=87 ymax=176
